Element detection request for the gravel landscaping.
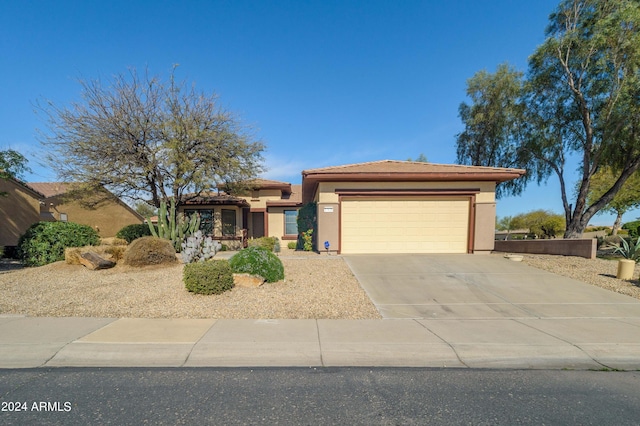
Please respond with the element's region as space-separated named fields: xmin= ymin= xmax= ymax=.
xmin=0 ymin=254 xmax=381 ymax=319
xmin=2 ymin=250 xmax=639 ymax=320
xmin=514 ymin=253 xmax=640 ymax=300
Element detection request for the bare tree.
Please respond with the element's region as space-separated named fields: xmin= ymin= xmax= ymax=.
xmin=38 ymin=67 xmax=265 ymax=207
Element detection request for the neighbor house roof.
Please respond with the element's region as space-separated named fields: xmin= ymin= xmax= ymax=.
xmin=26 ymin=182 xmax=144 ymax=220
xmin=301 ymin=160 xmax=526 ymax=202
xmin=25 ymin=182 xmax=69 ymax=198
xmin=2 ymin=177 xmax=45 ymax=199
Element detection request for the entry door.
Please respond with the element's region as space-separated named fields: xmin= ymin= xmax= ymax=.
xmin=251 ymin=212 xmax=265 ymax=238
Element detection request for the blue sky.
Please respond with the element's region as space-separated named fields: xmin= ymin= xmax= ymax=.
xmin=1 ymin=0 xmax=628 ymax=225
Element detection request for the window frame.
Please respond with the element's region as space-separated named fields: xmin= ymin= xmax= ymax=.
xmin=284 ymin=209 xmax=298 ymax=236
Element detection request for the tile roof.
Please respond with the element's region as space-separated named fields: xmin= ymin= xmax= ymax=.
xmin=302 ymin=159 xmax=524 ymax=175
xmin=26 ymin=182 xmax=72 ymax=198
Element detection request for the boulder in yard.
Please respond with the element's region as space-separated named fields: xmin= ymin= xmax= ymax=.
xmin=79 ymin=252 xmax=116 ymax=270
xmin=233 ymin=273 xmax=265 ymax=288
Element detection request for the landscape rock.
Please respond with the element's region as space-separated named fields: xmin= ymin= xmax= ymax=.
xmin=233 ymin=273 xmax=265 ymax=288
xmin=79 ymin=252 xmax=116 ymax=270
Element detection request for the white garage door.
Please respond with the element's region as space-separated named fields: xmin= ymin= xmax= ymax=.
xmin=341 ymin=197 xmax=470 ymax=254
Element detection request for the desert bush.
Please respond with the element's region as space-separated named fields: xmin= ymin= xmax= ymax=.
xmin=122 ymin=236 xmax=177 ymax=267
xmin=247 ymin=237 xmax=277 ymax=252
xmin=622 ymin=221 xmax=640 ymax=238
xmin=184 ymin=260 xmax=234 ymax=295
xmin=101 ymin=237 xmax=128 ymax=246
xmin=18 ymin=221 xmax=100 ymax=267
xmin=287 ymin=241 xmax=297 ymax=250
xmin=229 ymin=246 xmax=284 ymax=283
xmin=116 ymin=224 xmax=153 ymax=243
xmin=597 ymin=235 xmax=624 ymax=249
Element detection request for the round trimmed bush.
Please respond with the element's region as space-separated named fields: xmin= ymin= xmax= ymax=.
xmin=229 ymin=246 xmax=284 ymax=283
xmin=18 ymin=221 xmax=100 ymax=267
xmin=116 ymin=223 xmax=153 ymax=243
xmin=122 ymin=236 xmax=177 ymax=267
xmin=184 ymin=260 xmax=234 ymax=295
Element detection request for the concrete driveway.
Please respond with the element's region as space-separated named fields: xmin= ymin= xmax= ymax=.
xmin=343 ymin=254 xmax=640 ymax=320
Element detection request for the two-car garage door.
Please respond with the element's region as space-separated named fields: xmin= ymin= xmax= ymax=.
xmin=341 ymin=197 xmax=470 ymax=254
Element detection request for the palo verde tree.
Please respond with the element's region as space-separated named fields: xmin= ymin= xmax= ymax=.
xmin=38 ymin=67 xmax=265 ymax=207
xmin=456 ymin=0 xmax=640 ymax=238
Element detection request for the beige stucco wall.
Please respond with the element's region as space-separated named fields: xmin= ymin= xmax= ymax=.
xmin=267 ymin=206 xmax=299 ymax=240
xmin=246 ymin=189 xmax=283 ymax=209
xmin=45 ymin=195 xmax=143 ymax=237
xmin=0 ymin=180 xmax=41 ymax=247
xmin=317 ymin=181 xmax=496 ymax=203
xmin=316 ymin=203 xmax=339 ymax=252
xmin=474 ymin=202 xmax=497 ymax=253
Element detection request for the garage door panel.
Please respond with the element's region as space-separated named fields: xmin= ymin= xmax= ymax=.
xmin=341 ymin=197 xmax=469 ymax=254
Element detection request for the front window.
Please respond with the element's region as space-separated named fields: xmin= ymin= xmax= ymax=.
xmin=185 ymin=209 xmax=213 ymax=235
xmin=222 ymin=209 xmax=236 ymax=236
xmin=284 ymin=210 xmax=298 ymax=235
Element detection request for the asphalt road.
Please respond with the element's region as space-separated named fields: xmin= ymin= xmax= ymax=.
xmin=1 ymin=367 xmax=639 ymax=425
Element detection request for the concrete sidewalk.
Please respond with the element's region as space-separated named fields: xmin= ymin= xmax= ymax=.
xmin=2 ymin=315 xmax=640 ymax=370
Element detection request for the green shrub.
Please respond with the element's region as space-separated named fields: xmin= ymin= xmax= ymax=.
xmin=116 ymin=223 xmax=153 ymax=243
xmin=287 ymin=241 xmax=297 ymax=250
xmin=622 ymin=221 xmax=640 ymax=238
xmin=229 ymin=246 xmax=284 ymax=283
xmin=184 ymin=260 xmax=234 ymax=295
xmin=18 ymin=221 xmax=100 ymax=267
xmin=247 ymin=237 xmax=277 ymax=252
xmin=0 ymin=246 xmax=4 ymax=258
xmin=122 ymin=236 xmax=177 ymax=267
xmin=297 ymin=202 xmax=317 ymax=250
xmin=302 ymin=229 xmax=313 ymax=251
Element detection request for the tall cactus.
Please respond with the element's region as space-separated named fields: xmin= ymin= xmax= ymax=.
xmin=146 ymin=199 xmax=201 ymax=251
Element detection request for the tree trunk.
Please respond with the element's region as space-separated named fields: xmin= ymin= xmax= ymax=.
xmin=612 ymin=211 xmax=623 ymax=236
xmin=564 ymin=216 xmax=590 ymax=239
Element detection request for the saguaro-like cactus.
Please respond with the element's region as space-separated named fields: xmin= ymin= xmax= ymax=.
xmin=147 ymin=199 xmax=201 ymax=251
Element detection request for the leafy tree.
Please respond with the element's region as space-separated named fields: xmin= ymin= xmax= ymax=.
xmin=456 ymin=0 xmax=640 ymax=238
xmin=133 ymin=201 xmax=156 ymax=218
xmin=38 ymin=67 xmax=265 ymax=207
xmin=456 ymin=63 xmax=526 ymax=198
xmin=0 ymin=149 xmax=30 ymax=197
xmin=513 ymin=210 xmax=566 ymax=239
xmin=585 ymin=168 xmax=640 ymax=235
xmin=495 ymin=215 xmax=526 ymax=240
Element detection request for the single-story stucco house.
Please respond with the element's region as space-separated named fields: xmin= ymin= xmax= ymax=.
xmin=176 ymin=179 xmax=303 ymax=250
xmin=176 ymin=160 xmax=525 ymax=254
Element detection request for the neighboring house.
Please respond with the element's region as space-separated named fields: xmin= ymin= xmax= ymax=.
xmin=176 ymin=179 xmax=303 ymax=250
xmin=26 ymin=183 xmax=144 ymax=238
xmin=301 ymin=160 xmax=525 ymax=254
xmin=0 ymin=177 xmax=44 ymax=248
